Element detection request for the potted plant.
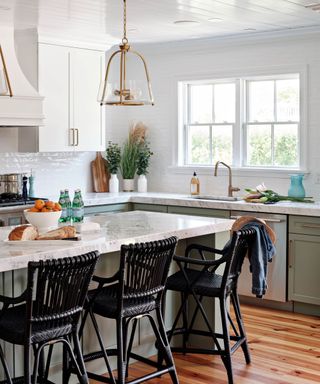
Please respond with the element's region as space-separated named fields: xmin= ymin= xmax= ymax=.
xmin=120 ymin=139 xmax=139 ymax=191
xmin=106 ymin=141 xmax=121 ymax=193
xmin=137 ymin=142 xmax=153 ymax=192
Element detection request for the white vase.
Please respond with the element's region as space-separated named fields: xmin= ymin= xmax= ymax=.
xmin=122 ymin=178 xmax=135 ymax=192
xmin=109 ymin=174 xmax=119 ymax=193
xmin=137 ymin=175 xmax=147 ymax=193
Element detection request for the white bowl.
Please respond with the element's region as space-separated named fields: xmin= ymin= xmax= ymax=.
xmin=24 ymin=209 xmax=62 ymax=233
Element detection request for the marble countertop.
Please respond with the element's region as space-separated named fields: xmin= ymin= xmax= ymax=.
xmin=2 ymin=192 xmax=320 ymax=217
xmin=0 ymin=211 xmax=233 ymax=272
xmin=82 ymin=192 xmax=320 ymax=217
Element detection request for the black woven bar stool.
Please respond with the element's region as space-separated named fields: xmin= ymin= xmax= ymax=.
xmin=80 ymin=237 xmax=179 ymax=384
xmin=164 ymin=229 xmax=256 ymax=384
xmin=0 ymin=251 xmax=100 ymax=384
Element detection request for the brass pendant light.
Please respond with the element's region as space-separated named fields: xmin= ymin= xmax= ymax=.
xmin=0 ymin=45 xmax=13 ymax=97
xmin=98 ymin=0 xmax=154 ymax=106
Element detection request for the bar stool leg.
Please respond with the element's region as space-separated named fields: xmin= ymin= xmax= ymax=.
xmin=231 ymin=291 xmax=251 ymax=364
xmin=220 ymin=297 xmax=234 ymax=384
xmin=24 ymin=343 xmax=32 ymax=384
xmin=0 ymin=344 xmax=12 ymax=384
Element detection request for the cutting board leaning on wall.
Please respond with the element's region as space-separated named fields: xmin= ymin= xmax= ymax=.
xmin=91 ymin=152 xmax=109 ymax=192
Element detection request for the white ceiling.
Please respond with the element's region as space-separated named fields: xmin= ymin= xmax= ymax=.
xmin=1 ymin=0 xmax=320 ymax=45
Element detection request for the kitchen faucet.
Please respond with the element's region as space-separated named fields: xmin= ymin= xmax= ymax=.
xmin=214 ymin=161 xmax=240 ymax=197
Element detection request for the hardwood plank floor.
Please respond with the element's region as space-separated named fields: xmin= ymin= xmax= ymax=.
xmin=90 ymin=304 xmax=320 ymax=384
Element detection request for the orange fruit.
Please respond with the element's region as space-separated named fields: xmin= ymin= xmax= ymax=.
xmin=29 ymin=207 xmax=39 ymax=212
xmin=41 ymin=207 xmax=51 ymax=212
xmin=45 ymin=201 xmax=55 ymax=209
xmin=54 ymin=202 xmax=62 ymax=211
xmin=34 ymin=199 xmax=45 ymax=210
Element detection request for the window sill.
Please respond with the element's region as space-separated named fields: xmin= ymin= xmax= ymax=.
xmin=169 ymin=165 xmax=309 ymax=179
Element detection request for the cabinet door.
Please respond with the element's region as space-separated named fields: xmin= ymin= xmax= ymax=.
xmin=167 ymin=205 xmax=229 ymax=218
xmin=71 ymin=49 xmax=105 ymax=151
xmin=288 ymin=234 xmax=320 ymax=305
xmin=38 ymin=44 xmax=71 ymax=151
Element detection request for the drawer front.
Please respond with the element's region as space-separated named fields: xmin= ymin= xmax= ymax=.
xmin=289 ymin=215 xmax=320 ymax=236
xmin=84 ymin=203 xmax=130 ymax=216
xmin=132 ymin=203 xmax=168 ymax=213
xmin=167 ymin=205 xmax=229 ymax=218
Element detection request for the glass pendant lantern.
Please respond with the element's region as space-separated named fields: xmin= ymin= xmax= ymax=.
xmin=0 ymin=45 xmax=12 ymax=97
xmin=98 ymin=0 xmax=154 ymax=106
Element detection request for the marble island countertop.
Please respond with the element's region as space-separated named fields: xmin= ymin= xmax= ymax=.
xmin=0 ymin=211 xmax=233 ymax=272
xmin=81 ymin=192 xmax=320 ymax=217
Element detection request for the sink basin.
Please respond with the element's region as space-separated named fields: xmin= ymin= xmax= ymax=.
xmin=191 ymin=195 xmax=239 ymax=201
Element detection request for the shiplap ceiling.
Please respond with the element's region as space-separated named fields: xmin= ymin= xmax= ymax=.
xmin=1 ymin=0 xmax=320 ymax=44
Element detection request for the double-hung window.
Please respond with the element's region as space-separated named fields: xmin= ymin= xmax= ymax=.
xmin=184 ymin=81 xmax=236 ymax=166
xmin=180 ymin=73 xmax=301 ymax=170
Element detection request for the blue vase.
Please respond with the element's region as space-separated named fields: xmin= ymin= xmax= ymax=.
xmin=288 ymin=174 xmax=305 ymax=198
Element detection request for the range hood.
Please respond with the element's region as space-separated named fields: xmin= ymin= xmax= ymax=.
xmin=0 ymin=26 xmax=44 ymax=126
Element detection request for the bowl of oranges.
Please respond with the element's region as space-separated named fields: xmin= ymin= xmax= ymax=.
xmin=24 ymin=200 xmax=62 ymax=232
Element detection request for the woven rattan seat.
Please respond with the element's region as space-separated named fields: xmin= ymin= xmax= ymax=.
xmin=80 ymin=237 xmax=179 ymax=384
xmin=0 ymin=251 xmax=99 ymax=384
xmin=166 ymin=268 xmax=223 ymax=296
xmin=89 ymin=284 xmax=157 ymax=318
xmin=165 ymin=228 xmax=257 ymax=384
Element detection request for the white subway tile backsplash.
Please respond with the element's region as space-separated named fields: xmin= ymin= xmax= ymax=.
xmin=0 ymin=152 xmax=96 ymax=198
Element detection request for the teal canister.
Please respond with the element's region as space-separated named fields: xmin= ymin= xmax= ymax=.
xmin=288 ymin=174 xmax=305 ymax=198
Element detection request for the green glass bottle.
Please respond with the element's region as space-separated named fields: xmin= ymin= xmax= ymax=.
xmin=58 ymin=190 xmax=66 ymax=223
xmin=64 ymin=189 xmax=72 ymax=223
xmin=72 ymin=189 xmax=83 ymax=223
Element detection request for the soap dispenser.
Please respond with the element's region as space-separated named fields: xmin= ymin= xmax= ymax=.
xmin=190 ymin=172 xmax=200 ymax=196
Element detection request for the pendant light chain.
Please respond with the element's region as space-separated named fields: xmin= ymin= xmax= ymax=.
xmin=122 ymin=0 xmax=128 ymax=45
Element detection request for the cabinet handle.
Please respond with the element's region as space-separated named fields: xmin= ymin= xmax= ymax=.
xmin=288 ymin=239 xmax=293 ymax=269
xmin=75 ymin=128 xmax=79 ymax=146
xmin=301 ymin=223 xmax=320 ymax=229
xmin=69 ymin=128 xmax=75 ymax=146
xmin=230 ymin=215 xmax=282 ymax=223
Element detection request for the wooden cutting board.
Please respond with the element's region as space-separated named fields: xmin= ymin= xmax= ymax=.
xmin=91 ymin=152 xmax=109 ymax=192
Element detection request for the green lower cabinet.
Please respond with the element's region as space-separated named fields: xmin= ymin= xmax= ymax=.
xmin=84 ymin=203 xmax=130 ymax=216
xmin=167 ymin=205 xmax=230 ymax=218
xmin=288 ymin=233 xmax=320 ymax=306
xmin=131 ymin=203 xmax=168 ymax=213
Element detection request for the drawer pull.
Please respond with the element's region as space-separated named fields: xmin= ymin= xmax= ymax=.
xmin=301 ymin=224 xmax=320 ymax=229
xmin=230 ymin=215 xmax=282 ymax=223
xmin=288 ymin=239 xmax=293 ymax=269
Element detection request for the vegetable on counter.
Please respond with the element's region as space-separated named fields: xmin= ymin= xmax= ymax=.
xmin=244 ymin=183 xmax=314 ymax=204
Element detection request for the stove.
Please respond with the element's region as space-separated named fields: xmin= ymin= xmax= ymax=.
xmin=0 ymin=193 xmax=47 ymax=208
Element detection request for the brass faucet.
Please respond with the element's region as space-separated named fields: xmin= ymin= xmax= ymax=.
xmin=214 ymin=161 xmax=240 ymax=197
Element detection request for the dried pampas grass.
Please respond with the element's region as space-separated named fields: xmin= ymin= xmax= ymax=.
xmin=129 ymin=122 xmax=148 ymax=145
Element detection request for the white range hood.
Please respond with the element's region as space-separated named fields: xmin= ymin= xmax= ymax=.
xmin=0 ymin=26 xmax=44 ymax=126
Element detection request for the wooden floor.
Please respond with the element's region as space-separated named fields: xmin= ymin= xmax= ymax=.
xmin=91 ymin=304 xmax=320 ymax=384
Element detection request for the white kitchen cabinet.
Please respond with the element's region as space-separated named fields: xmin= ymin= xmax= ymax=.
xmin=38 ymin=43 xmax=105 ymax=152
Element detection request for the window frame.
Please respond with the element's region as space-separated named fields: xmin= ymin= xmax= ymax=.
xmin=177 ymin=66 xmax=307 ymax=175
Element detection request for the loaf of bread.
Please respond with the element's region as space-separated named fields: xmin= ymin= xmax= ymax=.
xmin=8 ymin=225 xmax=39 ymax=241
xmin=36 ymin=226 xmax=77 ymax=240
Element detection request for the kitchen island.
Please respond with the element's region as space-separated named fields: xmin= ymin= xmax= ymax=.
xmin=0 ymin=211 xmax=234 ymax=381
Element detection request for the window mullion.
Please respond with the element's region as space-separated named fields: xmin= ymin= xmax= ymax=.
xmin=271 ymin=123 xmax=275 ymax=166
xmin=209 ymin=125 xmax=213 ymax=164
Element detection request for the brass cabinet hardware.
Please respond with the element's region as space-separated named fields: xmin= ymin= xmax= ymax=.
xmin=75 ymin=128 xmax=79 ymax=146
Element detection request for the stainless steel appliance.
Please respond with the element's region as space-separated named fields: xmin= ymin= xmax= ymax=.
xmin=230 ymin=211 xmax=287 ymax=302
xmin=0 ymin=173 xmax=23 ymax=194
xmin=0 ymin=194 xmax=48 ymax=227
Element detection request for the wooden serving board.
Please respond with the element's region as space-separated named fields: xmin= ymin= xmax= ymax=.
xmin=91 ymin=152 xmax=109 ymax=192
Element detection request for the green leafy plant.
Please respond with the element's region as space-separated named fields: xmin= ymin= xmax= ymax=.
xmin=106 ymin=141 xmax=121 ymax=174
xmin=137 ymin=142 xmax=153 ymax=175
xmin=120 ymin=140 xmax=139 ymax=179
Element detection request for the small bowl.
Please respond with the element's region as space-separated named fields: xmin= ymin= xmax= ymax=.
xmin=24 ymin=209 xmax=62 ymax=233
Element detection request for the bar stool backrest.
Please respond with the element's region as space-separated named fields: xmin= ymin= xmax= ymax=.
xmin=223 ymin=228 xmax=256 ymax=292
xmin=119 ymin=237 xmax=178 ymax=304
xmin=26 ymin=251 xmax=100 ymax=336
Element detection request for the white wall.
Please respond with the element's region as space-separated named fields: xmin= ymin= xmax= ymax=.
xmin=107 ymin=30 xmax=320 ymax=199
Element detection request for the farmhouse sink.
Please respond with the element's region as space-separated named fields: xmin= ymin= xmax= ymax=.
xmin=191 ymin=195 xmax=240 ymax=201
